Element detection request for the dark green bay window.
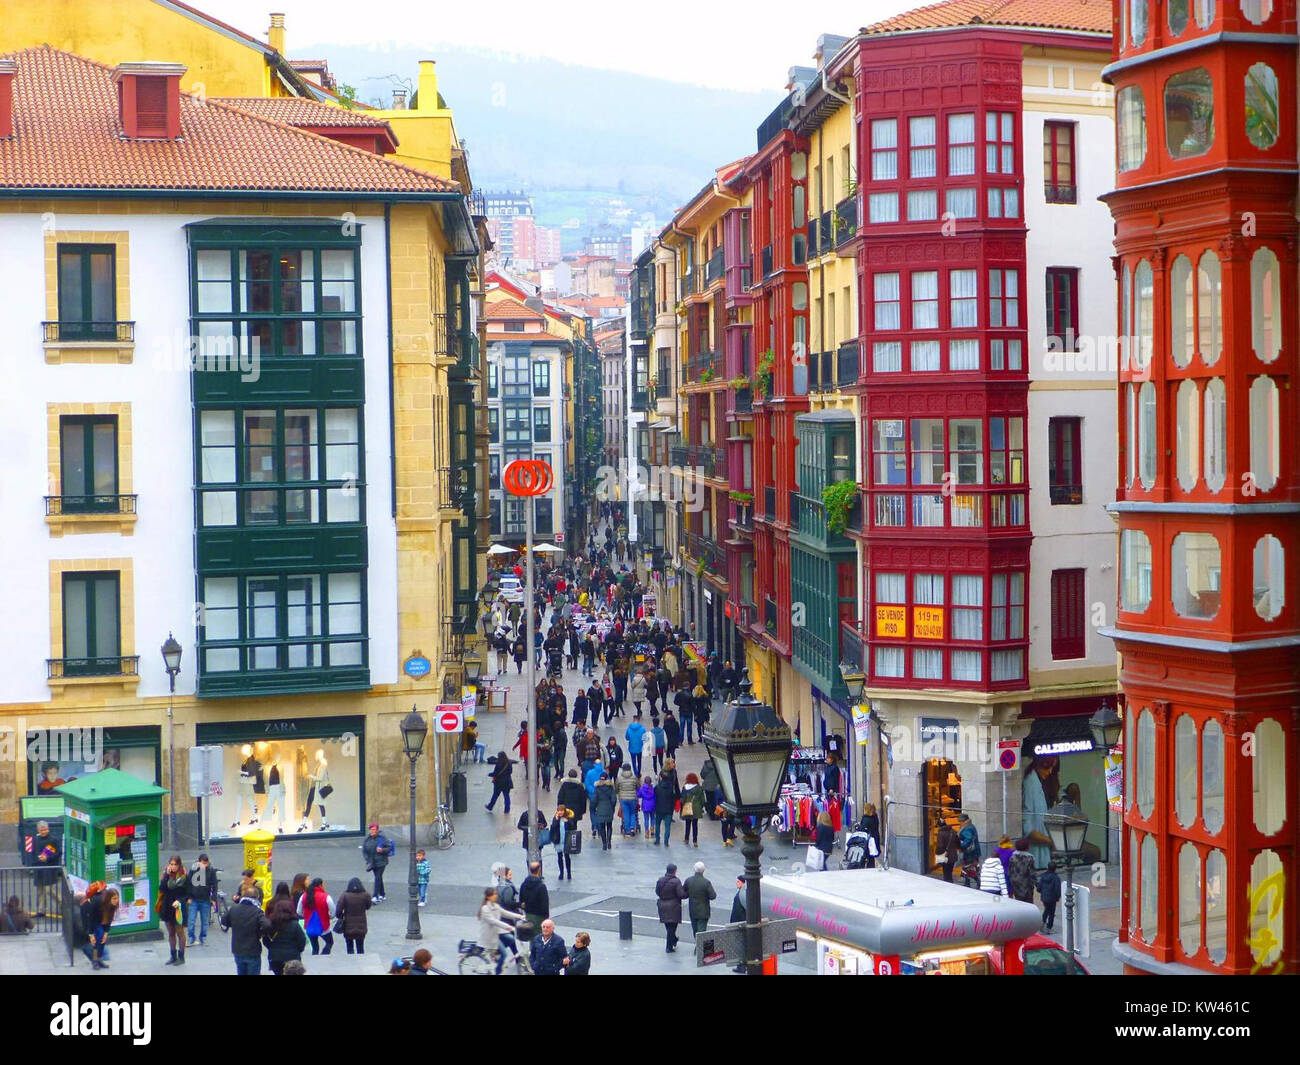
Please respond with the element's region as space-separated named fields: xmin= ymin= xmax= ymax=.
xmin=197 ymin=406 xmax=363 ymax=527
xmin=57 ymin=245 xmax=117 ymax=341
xmin=200 ymin=571 xmax=366 ymax=675
xmin=59 ymin=416 xmax=118 ymax=513
xmin=188 ymin=221 xmax=369 ymax=696
xmin=61 ymin=573 xmax=120 ymax=676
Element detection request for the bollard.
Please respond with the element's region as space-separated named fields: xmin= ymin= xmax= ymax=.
xmin=618 ymin=910 xmax=633 ymax=940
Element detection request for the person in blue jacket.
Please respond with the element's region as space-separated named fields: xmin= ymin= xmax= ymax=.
xmin=625 ymin=713 xmax=647 ymax=776
xmin=583 ymin=760 xmax=604 ymax=831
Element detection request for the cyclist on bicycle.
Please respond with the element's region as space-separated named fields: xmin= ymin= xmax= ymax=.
xmin=477 ymin=887 xmax=524 ymax=975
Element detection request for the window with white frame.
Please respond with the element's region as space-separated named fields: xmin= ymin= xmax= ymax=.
xmin=869 ymin=192 xmax=900 ymax=223
xmin=948 ymin=113 xmax=975 ymax=175
xmin=871 ymin=119 xmax=898 ymax=181
xmin=989 ymin=269 xmax=1020 ymax=327
xmin=950 ymin=270 xmax=977 ymax=328
xmin=874 ymin=273 xmax=900 ymax=329
xmin=911 ymin=271 xmax=938 ymax=328
xmin=910 ymin=115 xmax=937 ymax=178
xmin=873 ymin=340 xmax=902 ymax=373
xmin=911 ymin=340 xmax=940 ymax=372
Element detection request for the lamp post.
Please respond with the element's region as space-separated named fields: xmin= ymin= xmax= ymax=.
xmin=1089 ymin=700 xmax=1122 ymax=751
xmin=1043 ymin=797 xmax=1089 ymax=956
xmin=702 ymin=669 xmax=792 ymax=976
xmin=463 ymin=652 xmax=484 ymax=687
xmin=161 ymin=634 xmax=182 ymax=847
xmin=839 ymin=657 xmax=883 ymax=863
xmin=399 ymin=708 xmax=428 ymax=941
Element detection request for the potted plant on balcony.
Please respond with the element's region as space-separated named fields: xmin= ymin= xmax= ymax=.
xmin=822 ymin=478 xmax=858 ymax=535
xmin=728 ymin=490 xmax=753 ymax=505
xmin=699 ymin=368 xmax=716 ymax=384
xmin=754 ymin=349 xmax=775 ymax=398
xmin=727 ymin=375 xmax=751 ymax=391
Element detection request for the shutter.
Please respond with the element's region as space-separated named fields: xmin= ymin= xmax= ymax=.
xmin=135 ymin=77 xmax=168 ymax=136
xmin=1051 ymin=569 xmax=1086 ymax=660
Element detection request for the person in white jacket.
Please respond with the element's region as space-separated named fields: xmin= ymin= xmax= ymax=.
xmin=979 ymin=854 xmax=1009 ymax=897
xmin=478 ymin=887 xmax=525 ymax=974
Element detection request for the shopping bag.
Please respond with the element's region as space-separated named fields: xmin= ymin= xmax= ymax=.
xmin=805 ymin=845 xmax=825 ymax=871
xmin=868 ymin=836 xmax=880 ymax=858
xmin=566 ymin=830 xmax=583 ymax=855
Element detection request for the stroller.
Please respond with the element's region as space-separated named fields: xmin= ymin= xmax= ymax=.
xmin=546 ymin=648 xmax=563 ymax=679
xmin=842 ymin=830 xmax=873 ymax=870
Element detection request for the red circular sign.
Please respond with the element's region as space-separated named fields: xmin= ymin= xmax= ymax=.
xmin=503 ymin=459 xmax=553 ymax=497
xmin=999 ymin=749 xmax=1018 ymax=769
xmin=438 ymin=711 xmax=461 ymax=732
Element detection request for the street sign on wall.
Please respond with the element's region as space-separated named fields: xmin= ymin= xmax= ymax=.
xmin=434 ymin=705 xmax=464 ymax=733
xmin=403 ymin=654 xmax=431 ymax=679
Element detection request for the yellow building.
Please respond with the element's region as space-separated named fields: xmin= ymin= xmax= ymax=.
xmin=0 ymin=3 xmax=488 ymax=839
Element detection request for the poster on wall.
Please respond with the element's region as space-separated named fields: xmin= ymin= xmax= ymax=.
xmin=1104 ymin=749 xmax=1123 ymax=812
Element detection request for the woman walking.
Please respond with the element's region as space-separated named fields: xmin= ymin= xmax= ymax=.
xmin=814 ymin=810 xmax=835 ymax=869
xmin=335 ymin=877 xmax=372 ymax=954
xmin=297 ymin=877 xmax=335 ymax=955
xmin=591 ymin=771 xmax=617 ymax=850
xmin=654 ymin=863 xmax=686 ymax=953
xmin=679 ymin=773 xmax=705 ymax=848
xmin=265 ymin=884 xmax=306 ymax=975
xmin=550 ymin=805 xmax=576 ymax=881
xmin=486 ymin=751 xmax=514 ymax=814
xmin=159 ymin=855 xmax=190 ymax=966
xmin=629 ymin=667 xmax=646 ymax=715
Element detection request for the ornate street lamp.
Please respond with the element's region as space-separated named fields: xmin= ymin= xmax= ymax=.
xmin=1043 ymin=797 xmax=1089 ymax=957
xmin=702 ymin=670 xmax=792 ymax=975
xmin=463 ymin=652 xmax=484 ymax=685
xmin=1089 ymin=700 xmax=1123 ymax=751
xmin=399 ymin=708 xmax=428 ymax=941
xmin=161 ymin=634 xmax=182 ymax=847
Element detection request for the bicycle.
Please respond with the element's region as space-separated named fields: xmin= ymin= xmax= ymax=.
xmin=457 ymin=939 xmax=533 ymax=975
xmin=426 ymin=799 xmax=455 ymax=849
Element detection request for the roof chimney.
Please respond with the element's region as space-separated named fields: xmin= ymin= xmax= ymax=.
xmin=391 ymin=88 xmax=407 ymax=110
xmin=113 ymin=62 xmax=186 ymax=140
xmin=416 ymin=60 xmax=438 ymax=112
xmin=0 ymin=59 xmax=15 ymax=139
xmin=268 ymin=13 xmax=287 ymax=54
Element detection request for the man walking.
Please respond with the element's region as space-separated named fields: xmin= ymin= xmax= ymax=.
xmin=655 ymin=863 xmax=686 ymax=953
xmin=219 ymin=886 xmax=271 ymax=975
xmin=520 ymin=861 xmax=550 ymax=932
xmin=529 ymin=918 xmax=567 ymax=975
xmin=653 ymin=772 xmax=676 ymax=846
xmin=683 ymin=862 xmax=716 ymax=936
xmin=187 ymin=853 xmax=217 ymax=946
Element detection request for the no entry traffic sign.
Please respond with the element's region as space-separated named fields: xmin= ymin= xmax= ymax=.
xmin=434 ymin=705 xmax=465 ymax=733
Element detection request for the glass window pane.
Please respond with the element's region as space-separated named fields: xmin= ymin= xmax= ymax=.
xmin=1165 ymin=67 xmax=1215 ymax=159
xmin=1252 ymin=534 xmax=1285 ymax=622
xmin=1251 ymin=247 xmax=1281 ymax=362
xmin=947 ymin=113 xmax=975 ymax=175
xmin=1245 ymin=62 xmax=1279 ymax=149
xmin=1197 ymin=251 xmax=1222 ymax=365
xmin=1171 ymin=532 xmax=1221 ymax=619
xmin=1175 ymin=715 xmax=1198 ymax=827
xmin=1170 ymin=254 xmax=1194 ymax=368
xmin=1178 ymin=842 xmax=1201 ymax=957
xmin=1248 ymin=849 xmax=1284 ymax=969
xmin=1137 ymin=708 xmax=1155 ymax=818
xmin=1252 ymin=718 xmax=1286 ymax=835
xmin=1202 ymin=719 xmax=1225 ymax=833
xmin=1138 ymin=380 xmax=1157 ymax=489
xmin=1118 ymin=86 xmax=1148 ymax=171
xmin=1206 ymin=849 xmax=1227 ymax=963
xmin=1203 ymin=377 xmax=1226 ymax=492
xmin=1176 ymin=379 xmax=1200 ymax=491
xmin=1131 ymin=0 xmax=1149 ymax=45
xmin=1140 ymin=832 xmax=1159 ymax=941
xmin=1249 ymin=377 xmax=1280 ymax=494
xmin=1121 ymin=529 xmax=1153 ymax=612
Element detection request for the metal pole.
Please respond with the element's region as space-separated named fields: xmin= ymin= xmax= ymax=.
xmin=525 ymin=496 xmax=540 ymax=865
xmin=168 ymin=673 xmax=177 ymax=848
xmin=406 ymin=751 xmax=421 ymax=940
xmin=1064 ymin=860 xmax=1076 ymax=956
xmin=742 ymin=824 xmax=764 ymax=976
xmin=1000 ymin=764 xmax=1007 ymax=839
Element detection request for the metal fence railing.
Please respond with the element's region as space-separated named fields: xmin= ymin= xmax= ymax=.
xmin=0 ymin=864 xmax=77 ymax=965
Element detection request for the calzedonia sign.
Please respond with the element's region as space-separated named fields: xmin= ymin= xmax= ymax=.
xmin=764 ymin=890 xmax=1041 ymax=956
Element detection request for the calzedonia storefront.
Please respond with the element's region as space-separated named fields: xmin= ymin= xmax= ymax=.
xmin=195 ymin=716 xmax=365 ymax=839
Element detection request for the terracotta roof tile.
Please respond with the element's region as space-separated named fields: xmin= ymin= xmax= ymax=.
xmin=211 ymin=97 xmax=392 ymax=129
xmin=486 ymin=330 xmax=568 ymax=343
xmin=0 ymin=47 xmax=458 ymax=194
xmin=486 ymin=300 xmax=544 ymax=321
xmin=862 ymin=0 xmax=1110 ymax=35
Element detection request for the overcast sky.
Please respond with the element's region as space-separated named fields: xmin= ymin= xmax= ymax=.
xmin=214 ymin=0 xmax=919 ymax=92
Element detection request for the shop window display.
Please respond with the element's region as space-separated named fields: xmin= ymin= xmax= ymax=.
xmin=27 ymin=730 xmax=159 ymax=794
xmin=210 ymin=735 xmax=358 ymax=838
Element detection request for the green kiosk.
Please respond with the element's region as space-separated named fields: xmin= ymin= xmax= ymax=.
xmin=56 ymin=769 xmax=168 ymax=938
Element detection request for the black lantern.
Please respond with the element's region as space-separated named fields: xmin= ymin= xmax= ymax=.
xmin=838 ymin=660 xmax=867 ymax=705
xmin=463 ymin=652 xmax=484 ymax=684
xmin=161 ymin=633 xmax=182 ymax=680
xmin=702 ymin=669 xmax=792 ymax=817
xmin=1043 ymin=798 xmax=1089 ymax=856
xmin=1089 ymin=700 xmax=1122 ymax=751
xmin=400 ymin=709 xmax=428 ymax=760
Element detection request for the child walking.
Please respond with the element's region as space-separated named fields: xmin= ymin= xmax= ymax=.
xmin=415 ymin=849 xmax=431 ymax=907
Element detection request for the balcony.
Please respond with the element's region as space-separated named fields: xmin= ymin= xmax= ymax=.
xmin=839 ymin=621 xmax=866 ymax=677
xmin=1050 ymin=482 xmax=1083 ymax=505
xmin=836 ymin=340 xmax=860 ymax=386
xmin=733 ymin=501 xmax=753 ymax=530
xmin=763 ymin=485 xmax=776 ymax=520
xmin=807 ymin=219 xmax=819 ymax=259
xmin=46 ymin=494 xmax=137 ymax=516
xmin=631 ymin=388 xmax=649 ymax=412
xmin=763 ymin=596 xmax=778 ymax=635
xmin=43 ymin=320 xmax=135 ymax=344
xmin=656 ymin=376 xmax=673 ymax=400
xmin=733 ymin=386 xmax=752 ymax=414
xmin=833 ymin=195 xmax=858 ymax=248
xmin=1044 ymin=183 xmax=1077 ymax=205
xmin=686 ymin=530 xmax=726 ymax=575
xmin=699 ymin=444 xmax=728 ymax=480
xmin=705 ymin=247 xmax=725 ymax=286
xmin=48 ymin=655 xmax=140 ymax=680
xmin=686 ymin=350 xmax=718 ymax=382
xmin=761 ymin=245 xmax=773 ymax=279
xmin=670 ymin=444 xmax=689 ymax=468
xmin=789 ymin=488 xmax=800 ymax=526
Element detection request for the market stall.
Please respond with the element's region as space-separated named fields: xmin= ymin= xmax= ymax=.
xmin=761 ymin=867 xmax=1041 ymax=975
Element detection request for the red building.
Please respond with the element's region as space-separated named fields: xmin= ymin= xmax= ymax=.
xmin=1103 ymin=0 xmax=1297 ymax=975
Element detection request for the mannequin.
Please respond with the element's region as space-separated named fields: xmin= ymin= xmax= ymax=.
xmin=297 ymin=748 xmax=331 ymax=832
xmin=294 ymin=746 xmax=311 ymax=832
xmin=263 ymin=745 xmax=285 ymax=833
xmin=232 ymin=744 xmax=261 ymax=828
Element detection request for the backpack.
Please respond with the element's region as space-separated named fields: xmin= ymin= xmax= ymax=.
xmin=498 ymin=880 xmax=519 ymax=912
